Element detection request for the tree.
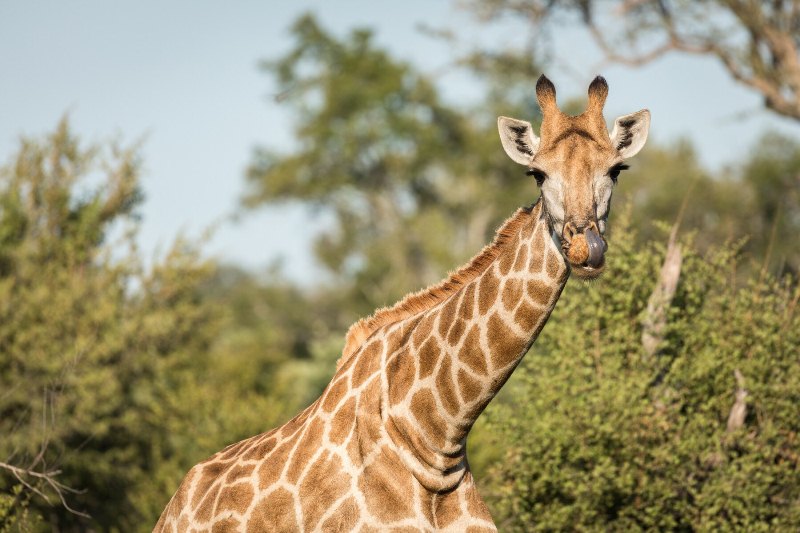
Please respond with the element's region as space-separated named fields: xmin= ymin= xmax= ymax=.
xmin=0 ymin=120 xmax=222 ymax=530
xmin=468 ymin=0 xmax=800 ymax=121
xmin=481 ymin=212 xmax=800 ymax=530
xmin=197 ymin=264 xmax=344 ymax=432
xmin=741 ymin=131 xmax=800 ymax=275
xmin=244 ymin=14 xmax=543 ymax=324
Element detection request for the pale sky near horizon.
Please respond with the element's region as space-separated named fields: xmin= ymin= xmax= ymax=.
xmin=2 ymin=1 xmax=799 ymax=283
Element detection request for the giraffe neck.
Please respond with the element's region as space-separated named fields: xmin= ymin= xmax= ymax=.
xmin=385 ymin=200 xmax=569 ymax=491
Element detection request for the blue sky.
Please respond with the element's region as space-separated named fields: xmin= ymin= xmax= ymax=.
xmin=2 ymin=1 xmax=798 ymax=282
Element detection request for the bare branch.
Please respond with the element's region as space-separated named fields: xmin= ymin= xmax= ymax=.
xmin=0 ymin=461 xmax=90 ymax=519
xmin=641 ymin=224 xmax=683 ymax=358
xmin=726 ymin=368 xmax=749 ymax=432
xmin=641 ymin=181 xmax=693 ymax=358
xmin=475 ymin=0 xmax=800 ymax=120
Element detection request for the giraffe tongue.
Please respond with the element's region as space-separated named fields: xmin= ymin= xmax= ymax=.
xmin=585 ymin=229 xmax=605 ymax=268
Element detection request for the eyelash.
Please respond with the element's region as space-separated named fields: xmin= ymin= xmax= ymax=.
xmin=608 ymin=163 xmax=630 ymax=183
xmin=525 ymin=169 xmax=547 ymax=186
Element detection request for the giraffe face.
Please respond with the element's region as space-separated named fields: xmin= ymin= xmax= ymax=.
xmin=498 ymin=75 xmax=650 ymax=279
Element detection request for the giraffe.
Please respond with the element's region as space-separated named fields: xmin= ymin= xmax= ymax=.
xmin=154 ymin=74 xmax=650 ymax=532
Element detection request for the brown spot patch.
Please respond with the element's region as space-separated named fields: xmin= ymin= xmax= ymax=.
xmin=435 ymin=357 xmax=460 ymax=416
xmin=345 ymin=423 xmax=364 ymax=467
xmin=459 ymin=283 xmax=476 ymax=320
xmin=286 ymin=416 xmax=325 ymax=484
xmin=240 ymin=437 xmax=277 ymax=462
xmin=438 ymin=295 xmax=460 ymax=338
xmin=457 ymin=369 xmax=482 ymax=404
xmin=513 ymin=244 xmax=529 ymax=272
xmin=247 ymin=488 xmax=296 ymax=532
xmin=321 ymin=496 xmax=359 ymax=531
xmin=419 ymin=489 xmax=435 ymax=525
xmin=386 ymin=416 xmax=448 ymax=476
xmin=215 ymin=481 xmax=254 ymax=515
xmin=447 ymin=317 xmax=467 ymax=347
xmin=487 ymin=313 xmax=525 ymax=369
xmin=477 ymin=269 xmax=499 ymax=316
xmin=413 ymin=313 xmax=435 ymax=348
xmin=299 ymin=452 xmax=349 ymax=531
xmin=458 ymin=325 xmax=487 ymax=375
xmin=501 ymin=278 xmax=523 ymax=311
xmin=410 ymin=389 xmax=447 ymax=449
xmin=418 ymin=337 xmax=441 ymax=379
xmin=192 ymin=462 xmax=226 ymax=509
xmin=498 ymin=238 xmax=517 ymax=275
xmin=388 ymin=349 xmax=414 ymax=406
xmin=385 ymin=326 xmax=403 ymax=347
xmin=194 ymin=479 xmax=222 ymax=523
xmin=212 ymin=517 xmax=241 ymax=532
xmin=322 ymin=378 xmax=349 ymax=412
xmin=520 ymin=218 xmax=535 ymax=239
xmin=352 ymin=341 xmax=381 ymax=388
xmin=169 ymin=467 xmax=196 ymax=515
xmin=329 ymin=396 xmax=356 ymax=445
xmin=466 ymin=490 xmax=493 ymax=522
xmin=514 ymin=300 xmax=542 ymax=332
xmin=358 ymin=459 xmax=414 ymax=522
xmin=225 ymin=462 xmax=256 ymax=484
xmin=546 ymin=246 xmax=563 ymax=278
xmin=256 ymin=439 xmax=294 ymax=490
xmin=526 ymin=279 xmax=552 ymax=305
xmin=281 ymin=407 xmax=312 ymax=438
xmin=360 ymin=378 xmax=384 ymax=444
xmin=529 ymin=230 xmax=545 ymax=272
xmin=336 ymin=349 xmax=358 ymax=374
xmin=435 ymin=488 xmax=462 ymax=528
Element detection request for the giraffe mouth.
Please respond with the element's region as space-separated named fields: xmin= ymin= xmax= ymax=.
xmin=563 ymin=229 xmax=606 ymax=279
xmin=571 ymin=262 xmax=605 ymax=279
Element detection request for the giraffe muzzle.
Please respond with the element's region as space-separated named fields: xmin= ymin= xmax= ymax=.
xmin=564 ymin=226 xmax=607 ymax=278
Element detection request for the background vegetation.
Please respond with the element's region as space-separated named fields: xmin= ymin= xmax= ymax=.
xmin=2 ymin=2 xmax=799 ymax=531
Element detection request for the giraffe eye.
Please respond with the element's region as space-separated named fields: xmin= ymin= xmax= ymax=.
xmin=526 ymin=169 xmax=548 ymax=186
xmin=608 ymin=163 xmax=629 ymax=184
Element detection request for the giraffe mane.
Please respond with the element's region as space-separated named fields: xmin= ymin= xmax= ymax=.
xmin=337 ymin=201 xmax=540 ymax=369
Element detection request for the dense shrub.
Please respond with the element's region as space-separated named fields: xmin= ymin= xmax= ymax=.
xmin=482 ymin=213 xmax=800 ymax=531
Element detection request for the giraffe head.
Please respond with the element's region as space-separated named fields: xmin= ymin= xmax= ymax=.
xmin=497 ymin=74 xmax=650 ymax=279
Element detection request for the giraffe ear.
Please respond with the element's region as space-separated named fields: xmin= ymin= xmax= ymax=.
xmin=610 ymin=110 xmax=650 ymax=158
xmin=498 ymin=116 xmax=540 ymax=165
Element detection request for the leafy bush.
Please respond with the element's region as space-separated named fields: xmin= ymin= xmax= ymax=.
xmin=481 ymin=212 xmax=800 ymax=531
xmin=0 ymin=121 xmax=223 ymax=530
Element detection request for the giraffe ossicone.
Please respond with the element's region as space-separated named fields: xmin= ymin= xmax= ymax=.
xmin=155 ymin=74 xmax=650 ymax=532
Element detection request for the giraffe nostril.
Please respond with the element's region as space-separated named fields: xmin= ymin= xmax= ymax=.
xmin=563 ymin=222 xmax=578 ymax=241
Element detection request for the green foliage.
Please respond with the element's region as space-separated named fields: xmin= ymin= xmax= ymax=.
xmin=0 ymin=120 xmax=222 ymax=531
xmin=0 ymin=120 xmax=342 ymax=532
xmin=243 ymin=15 xmax=800 ymax=529
xmin=741 ymin=132 xmax=800 ymax=275
xmin=198 ymin=265 xmax=343 ymax=433
xmin=616 ymin=132 xmax=800 ymax=277
xmin=3 ymin=11 xmax=800 ymax=532
xmin=245 ymin=14 xmax=542 ymax=323
xmin=481 ymin=212 xmax=800 ymax=531
xmin=0 ymin=485 xmax=41 ymax=532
